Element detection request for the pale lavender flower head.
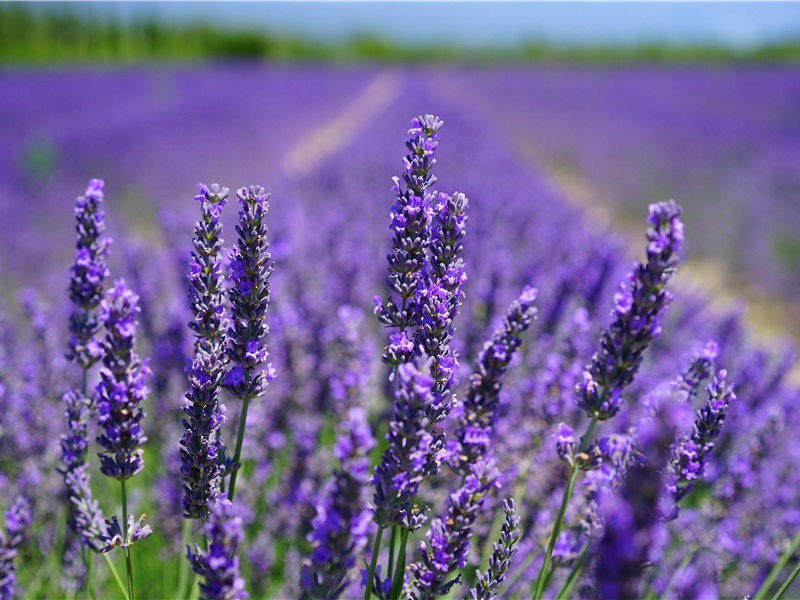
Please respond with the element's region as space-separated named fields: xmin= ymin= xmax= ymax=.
xmin=98 ymin=514 xmax=152 ymax=553
xmin=95 ymin=280 xmax=150 ymax=481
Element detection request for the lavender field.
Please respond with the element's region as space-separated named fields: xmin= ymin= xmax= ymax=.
xmin=1 ymin=64 xmax=800 ymax=600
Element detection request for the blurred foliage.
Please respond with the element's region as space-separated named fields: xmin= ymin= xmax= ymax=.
xmin=2 ymin=3 xmax=800 ymax=65
xmin=20 ymin=134 xmax=59 ymax=185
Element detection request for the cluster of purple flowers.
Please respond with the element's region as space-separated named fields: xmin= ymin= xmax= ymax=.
xmin=2 ymin=105 xmax=800 ymax=600
xmin=95 ymin=280 xmax=150 ymax=481
xmin=181 ymin=183 xmax=230 ymax=521
xmin=576 ymin=200 xmax=684 ymax=421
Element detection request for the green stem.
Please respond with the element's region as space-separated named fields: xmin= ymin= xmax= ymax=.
xmin=389 ymin=529 xmax=410 ymax=600
xmin=554 ymin=544 xmax=590 ymax=600
xmin=364 ymin=526 xmax=385 ymax=600
xmin=86 ymin=548 xmax=95 ymax=600
xmin=177 ymin=518 xmax=192 ymax=599
xmin=771 ymin=557 xmax=800 ymax=600
xmin=227 ymin=393 xmax=252 ymax=501
xmin=657 ymin=550 xmax=695 ymax=600
xmin=102 ymin=552 xmax=130 ymax=600
xmin=754 ymin=528 xmax=800 ymax=600
xmin=121 ymin=480 xmax=135 ymax=600
xmin=532 ymin=416 xmax=598 ymax=600
xmin=388 ymin=526 xmax=398 ymax=580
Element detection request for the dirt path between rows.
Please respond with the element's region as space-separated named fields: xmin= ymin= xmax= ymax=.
xmin=429 ymin=70 xmax=800 ymax=384
xmin=281 ymin=69 xmax=403 ymax=181
xmin=289 ymin=67 xmax=800 ymax=384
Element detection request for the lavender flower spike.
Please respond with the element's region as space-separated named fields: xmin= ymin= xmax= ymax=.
xmin=408 ymin=460 xmax=500 ymax=599
xmin=67 ymin=178 xmax=111 ymax=369
xmin=225 ymin=185 xmax=275 ymax=400
xmin=301 ymin=408 xmax=376 ymax=599
xmin=188 ymin=494 xmax=248 ymax=600
xmin=454 ymin=286 xmax=537 ymax=474
xmin=577 ymin=200 xmax=683 ymax=421
xmin=59 ymin=388 xmax=105 ymax=551
xmin=96 ymin=279 xmax=151 ymax=481
xmin=374 ymin=115 xmax=443 ymax=367
xmin=669 ymin=369 xmax=736 ymax=508
xmin=372 ymin=358 xmax=439 ymax=531
xmin=0 ymin=496 xmax=32 ymax=599
xmin=224 ymin=185 xmax=275 ymax=500
xmin=469 ymin=499 xmax=521 ymax=600
xmin=415 ymin=190 xmax=469 ymax=400
xmin=181 ymin=183 xmax=229 ymax=520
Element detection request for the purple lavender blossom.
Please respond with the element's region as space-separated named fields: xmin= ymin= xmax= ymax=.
xmin=98 ymin=514 xmax=153 ymax=553
xmin=225 ymin=185 xmax=275 ymax=401
xmin=374 ymin=115 xmax=443 ymax=365
xmin=181 ymin=183 xmax=230 ymax=520
xmin=300 ymin=408 xmax=376 ymax=599
xmin=469 ymin=499 xmax=521 ymax=600
xmin=59 ymin=388 xmax=105 ymax=551
xmin=224 ymin=185 xmax=275 ymax=500
xmin=577 ymin=200 xmax=684 ymax=421
xmin=669 ymin=369 xmax=736 ymax=507
xmin=372 ymin=359 xmax=439 ymax=531
xmin=454 ymin=286 xmax=537 ymax=473
xmin=407 ymin=460 xmax=500 ymax=599
xmin=555 ymin=423 xmax=576 ymax=467
xmin=67 ymin=178 xmax=111 ymax=369
xmin=0 ymin=496 xmax=32 ymax=598
xmin=675 ymin=341 xmax=719 ymax=403
xmin=188 ymin=494 xmax=248 ymax=600
xmin=416 ymin=190 xmax=469 ymax=400
xmin=95 ymin=280 xmax=150 ymax=481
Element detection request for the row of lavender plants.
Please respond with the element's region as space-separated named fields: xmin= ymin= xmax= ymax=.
xmin=451 ymin=66 xmax=800 ymax=303
xmin=1 ymin=113 xmax=799 ymax=600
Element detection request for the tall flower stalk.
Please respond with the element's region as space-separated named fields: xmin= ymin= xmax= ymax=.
xmin=469 ymin=499 xmax=521 ymax=600
xmin=407 ymin=460 xmax=499 ymax=599
xmin=533 ymin=200 xmax=684 ymax=600
xmin=60 ymin=178 xmax=111 ymax=590
xmin=224 ymin=185 xmax=275 ymax=501
xmin=454 ymin=286 xmax=538 ymax=476
xmin=368 ymin=114 xmax=469 ymax=600
xmin=181 ymin=183 xmax=230 ymax=521
xmin=96 ymin=280 xmax=152 ymax=600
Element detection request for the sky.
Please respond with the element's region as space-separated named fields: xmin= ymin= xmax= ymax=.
xmin=68 ymin=1 xmax=800 ymax=49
